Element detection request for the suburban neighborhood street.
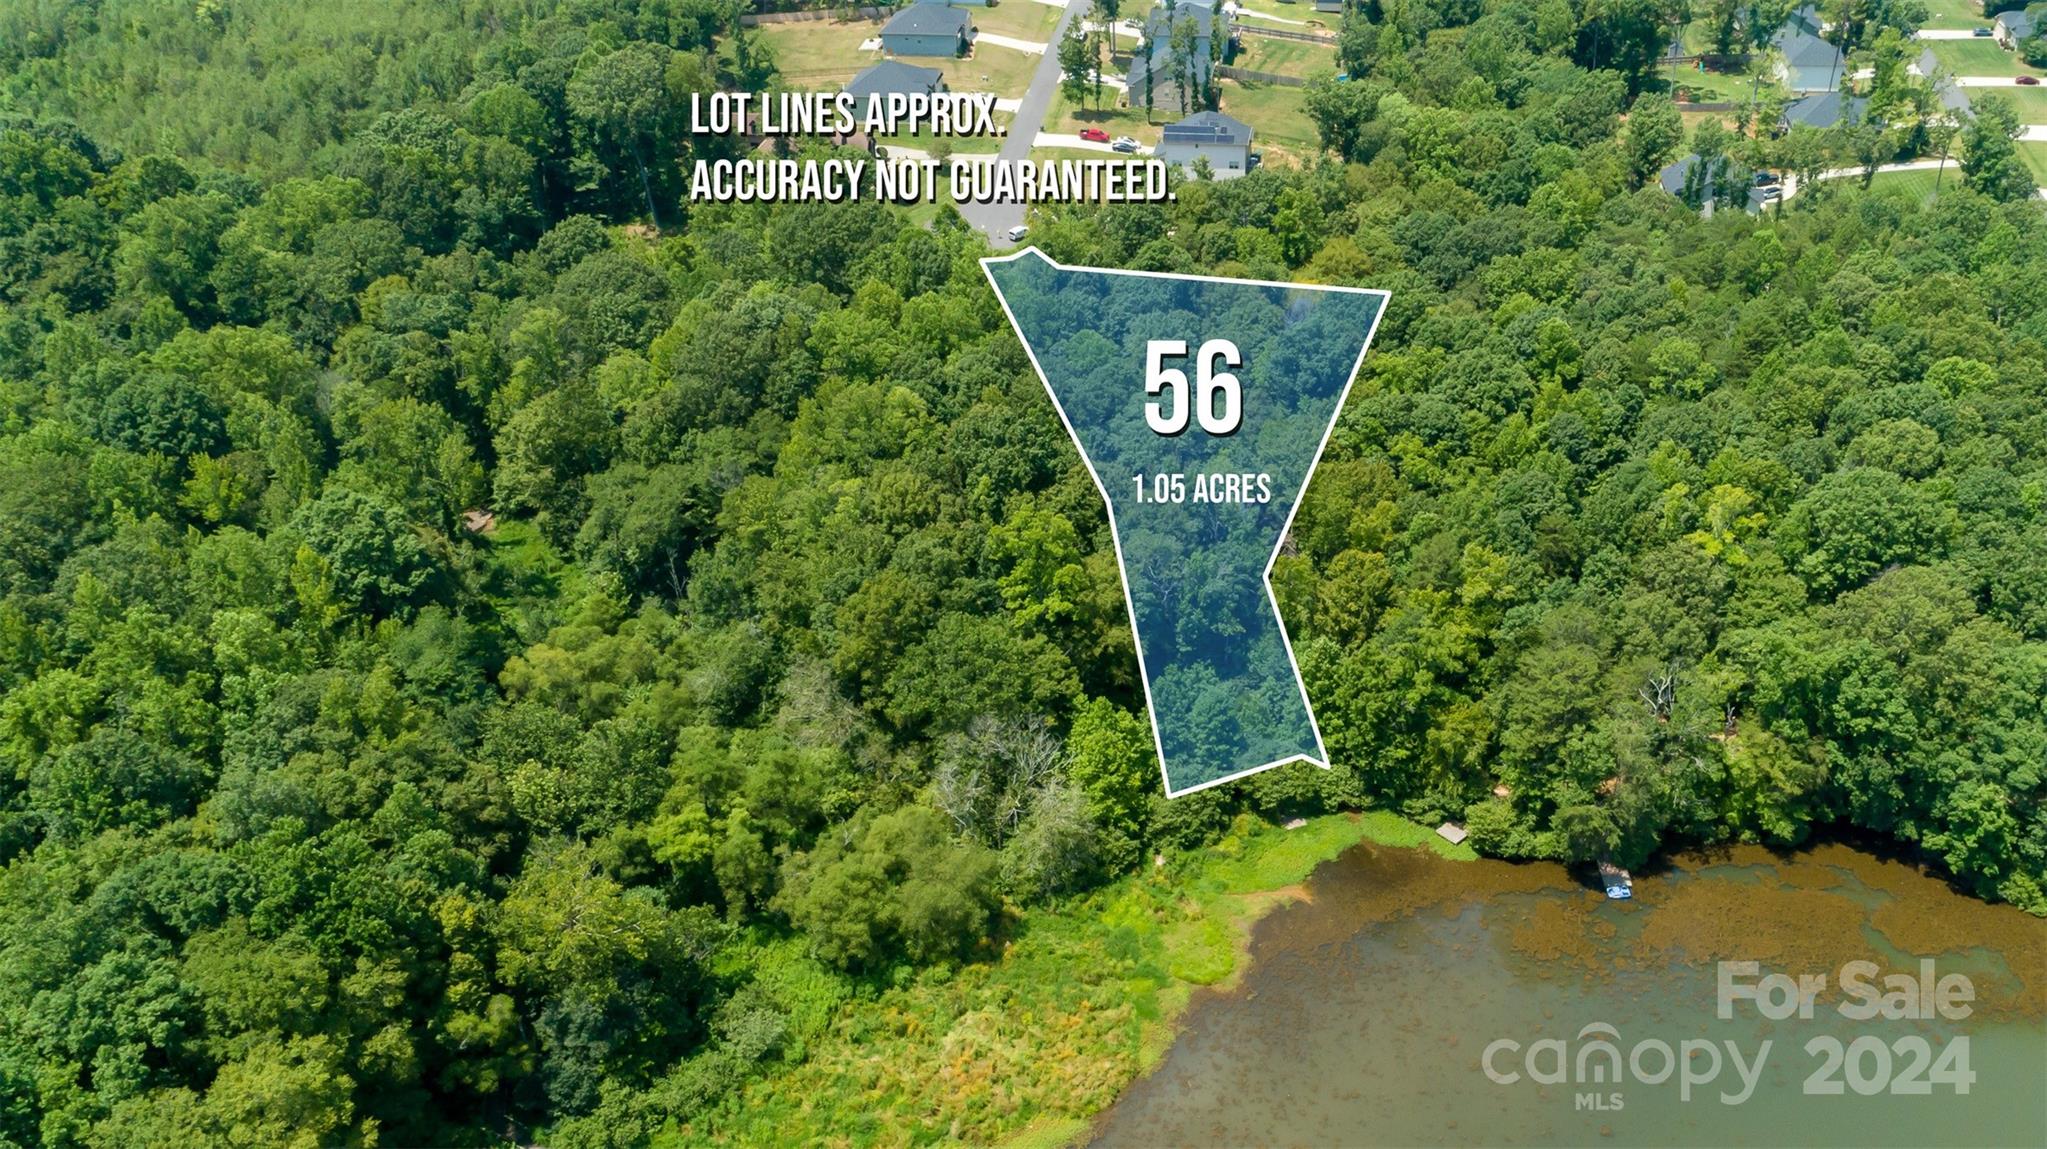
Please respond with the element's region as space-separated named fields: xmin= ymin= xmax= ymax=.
xmin=958 ymin=0 xmax=1094 ymax=243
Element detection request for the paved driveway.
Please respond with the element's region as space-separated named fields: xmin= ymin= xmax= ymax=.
xmin=958 ymin=0 xmax=1094 ymax=244
xmin=1037 ymin=133 xmax=1152 ymax=155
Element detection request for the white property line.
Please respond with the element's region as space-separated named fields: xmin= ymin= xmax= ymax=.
xmin=980 ymin=248 xmax=1390 ymax=798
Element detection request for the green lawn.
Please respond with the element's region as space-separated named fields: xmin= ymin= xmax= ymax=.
xmin=1917 ymin=0 xmax=1993 ymax=30
xmin=2021 ymin=141 xmax=2047 ymax=185
xmin=745 ymin=20 xmax=881 ymax=89
xmin=1031 ymin=146 xmax=1125 ymax=163
xmin=745 ymin=20 xmax=1042 ymax=98
xmin=1217 ymin=78 xmax=1320 ymax=160
xmin=970 ymin=0 xmax=1061 ymax=43
xmin=1998 ymin=84 xmax=2047 ymax=121
xmin=1230 ymin=34 xmax=1340 ymax=79
xmin=1860 ymin=166 xmax=1946 ymax=200
xmin=1927 ymin=38 xmax=2045 ymax=77
xmin=941 ymin=41 xmax=1044 ymax=96
xmin=1045 ymin=88 xmax=1155 ymax=137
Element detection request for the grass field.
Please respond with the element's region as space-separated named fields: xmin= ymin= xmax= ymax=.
xmin=2022 ymin=141 xmax=2047 ymax=184
xmin=1217 ymin=78 xmax=1320 ymax=161
xmin=746 ymin=19 xmax=881 ymax=88
xmin=970 ymin=0 xmax=1062 ymax=43
xmin=1997 ymin=84 xmax=2047 ymax=121
xmin=1046 ymin=89 xmax=1155 ymax=137
xmin=1928 ymin=38 xmax=2045 ymax=77
xmin=746 ymin=20 xmax=1043 ymax=97
xmin=1860 ymin=166 xmax=1946 ymax=200
xmin=1668 ymin=58 xmax=1774 ymax=104
xmin=671 ymin=808 xmax=1471 ymax=1147
xmin=941 ymin=42 xmax=1045 ymax=95
xmin=1030 ymin=146 xmax=1128 ymax=163
xmin=1230 ymin=34 xmax=1340 ymax=79
xmin=1919 ymin=0 xmax=1993 ymax=29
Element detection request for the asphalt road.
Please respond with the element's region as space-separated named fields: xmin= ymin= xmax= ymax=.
xmin=958 ymin=0 xmax=1093 ymax=244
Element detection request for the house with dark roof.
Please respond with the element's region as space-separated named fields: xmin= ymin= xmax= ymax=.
xmin=1778 ymin=88 xmax=1867 ymax=131
xmin=1772 ymin=8 xmax=1845 ymax=92
xmin=1657 ymin=153 xmax=1770 ymax=215
xmin=1157 ymin=110 xmax=1254 ymax=176
xmin=1994 ymin=9 xmax=2036 ymax=48
xmin=1125 ymin=0 xmax=1235 ymax=115
xmin=1917 ymin=48 xmax=1972 ymax=116
xmin=845 ymin=60 xmax=948 ymax=102
xmin=880 ymin=3 xmax=973 ymax=57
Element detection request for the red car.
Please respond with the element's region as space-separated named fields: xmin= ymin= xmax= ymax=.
xmin=2017 ymin=75 xmax=2042 ymax=85
xmin=1079 ymin=127 xmax=1111 ymax=142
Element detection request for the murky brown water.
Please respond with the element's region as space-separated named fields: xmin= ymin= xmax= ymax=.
xmin=1089 ymin=836 xmax=2047 ymax=1148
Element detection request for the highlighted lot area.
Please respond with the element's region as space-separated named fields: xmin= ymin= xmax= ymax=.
xmin=985 ymin=250 xmax=1386 ymax=795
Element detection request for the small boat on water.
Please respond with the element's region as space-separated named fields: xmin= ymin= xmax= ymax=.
xmin=1598 ymin=861 xmax=1633 ymax=899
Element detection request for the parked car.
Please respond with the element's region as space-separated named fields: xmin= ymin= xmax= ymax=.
xmin=2018 ymin=75 xmax=2042 ymax=85
xmin=1753 ymin=171 xmax=1780 ymax=187
xmin=1972 ymin=25 xmax=1993 ymax=35
xmin=1079 ymin=127 xmax=1110 ymax=143
xmin=1004 ymin=224 xmax=1029 ymax=242
xmin=1111 ymin=136 xmax=1140 ymax=153
xmin=1247 ymin=151 xmax=1263 ymax=170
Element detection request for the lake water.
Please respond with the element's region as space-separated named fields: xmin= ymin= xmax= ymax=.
xmin=1088 ymin=837 xmax=2047 ymax=1148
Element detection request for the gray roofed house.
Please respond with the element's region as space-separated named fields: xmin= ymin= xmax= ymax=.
xmin=1917 ymin=48 xmax=1972 ymax=115
xmin=1778 ymin=88 xmax=1867 ymax=131
xmin=1157 ymin=109 xmax=1254 ymax=176
xmin=1656 ymin=153 xmax=1768 ymax=215
xmin=1657 ymin=153 xmax=1710 ymax=198
xmin=1126 ymin=0 xmax=1234 ymax=115
xmin=880 ymin=3 xmax=973 ymax=57
xmin=844 ymin=60 xmax=948 ymax=101
xmin=1772 ymin=20 xmax=1845 ymax=92
xmin=1994 ymin=9 xmax=2035 ymax=47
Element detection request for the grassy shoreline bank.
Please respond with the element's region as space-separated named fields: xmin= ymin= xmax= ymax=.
xmin=675 ymin=810 xmax=1473 ymax=1147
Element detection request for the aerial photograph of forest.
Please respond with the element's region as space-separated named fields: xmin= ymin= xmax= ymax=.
xmin=1 ymin=0 xmax=2043 ymax=1146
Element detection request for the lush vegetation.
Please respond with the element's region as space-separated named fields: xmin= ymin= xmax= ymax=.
xmin=0 ymin=0 xmax=2044 ymax=1145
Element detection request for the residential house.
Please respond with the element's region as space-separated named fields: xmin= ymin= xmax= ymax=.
xmin=1993 ymin=9 xmax=2035 ymax=48
xmin=1772 ymin=17 xmax=1845 ymax=92
xmin=845 ymin=59 xmax=949 ymax=103
xmin=1126 ymin=0 xmax=1235 ymax=115
xmin=1778 ymin=88 xmax=1867 ymax=131
xmin=1157 ymin=109 xmax=1254 ymax=176
xmin=879 ymin=4 xmax=973 ymax=57
xmin=1917 ymin=48 xmax=1972 ymax=117
xmin=1656 ymin=153 xmax=1763 ymax=215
